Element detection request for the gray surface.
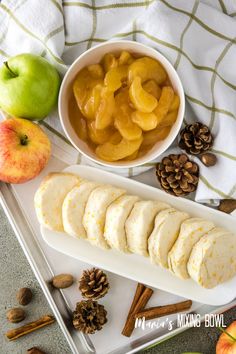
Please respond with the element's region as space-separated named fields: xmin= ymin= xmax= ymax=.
xmin=0 ymin=205 xmax=71 ymax=354
xmin=0 ymin=205 xmax=235 ymax=354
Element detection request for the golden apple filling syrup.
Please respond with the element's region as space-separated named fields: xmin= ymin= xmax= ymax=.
xmin=69 ymin=51 xmax=180 ymax=162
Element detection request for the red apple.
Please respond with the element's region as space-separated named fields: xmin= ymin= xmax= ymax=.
xmin=0 ymin=118 xmax=51 ymax=184
xmin=216 ymin=322 xmax=236 ymax=354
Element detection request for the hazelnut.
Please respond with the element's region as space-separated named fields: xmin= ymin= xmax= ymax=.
xmin=218 ymin=199 xmax=236 ymax=214
xmin=7 ymin=307 xmax=25 ymax=323
xmin=17 ymin=287 xmax=33 ymax=306
xmin=200 ymin=153 xmax=217 ymax=167
xmin=51 ymin=274 xmax=74 ymax=289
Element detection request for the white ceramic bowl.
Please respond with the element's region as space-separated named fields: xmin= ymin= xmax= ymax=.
xmin=59 ymin=40 xmax=185 ymax=168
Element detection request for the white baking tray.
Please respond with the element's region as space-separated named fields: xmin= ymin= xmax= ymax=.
xmin=1 ymin=154 xmax=236 ymax=354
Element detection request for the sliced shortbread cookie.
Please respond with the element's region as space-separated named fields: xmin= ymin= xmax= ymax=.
xmin=187 ymin=227 xmax=236 ymax=288
xmin=34 ymin=173 xmax=81 ymax=232
xmin=83 ymin=185 xmax=125 ymax=249
xmin=125 ymin=200 xmax=169 ymax=256
xmin=148 ymin=208 xmax=189 ymax=268
xmin=62 ymin=181 xmax=99 ymax=239
xmin=168 ymin=218 xmax=214 ymax=279
xmin=104 ymin=195 xmax=139 ymax=252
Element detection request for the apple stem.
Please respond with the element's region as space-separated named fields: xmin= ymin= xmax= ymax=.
xmin=218 ymin=326 xmax=236 ymax=342
xmin=4 ymin=61 xmax=17 ymax=78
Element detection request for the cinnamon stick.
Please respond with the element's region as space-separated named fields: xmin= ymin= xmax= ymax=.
xmin=121 ymin=283 xmax=145 ymax=337
xmin=5 ymin=315 xmax=55 ymax=341
xmin=135 ymin=300 xmax=192 ymax=320
xmin=127 ymin=283 xmax=146 ymax=318
xmin=122 ymin=286 xmax=153 ymax=337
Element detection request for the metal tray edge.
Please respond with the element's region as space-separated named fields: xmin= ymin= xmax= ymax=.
xmin=1 ymin=181 xmax=236 ymax=354
xmin=0 ymin=182 xmax=94 ymax=354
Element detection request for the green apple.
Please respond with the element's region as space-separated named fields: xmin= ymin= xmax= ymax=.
xmin=0 ymin=53 xmax=60 ymax=120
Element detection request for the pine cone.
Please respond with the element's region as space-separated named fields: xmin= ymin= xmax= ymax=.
xmin=179 ymin=123 xmax=213 ymax=155
xmin=73 ymin=300 xmax=107 ymax=334
xmin=156 ymin=154 xmax=199 ymax=197
xmin=79 ymin=268 xmax=109 ymax=300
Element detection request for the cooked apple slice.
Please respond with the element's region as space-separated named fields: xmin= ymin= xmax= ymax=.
xmin=83 ymin=84 xmax=103 ymax=120
xmin=118 ymin=51 xmax=134 ymax=65
xmin=87 ymin=64 xmax=104 ymax=79
xmin=101 ymin=53 xmax=118 ymax=72
xmin=141 ymin=126 xmax=171 ymax=147
xmin=96 ymin=136 xmax=143 ymax=161
xmin=154 ymin=86 xmax=174 ymax=124
xmin=128 ymin=57 xmax=167 ymax=84
xmin=131 ymin=111 xmax=158 ymax=131
xmin=73 ymin=69 xmax=88 ymax=112
xmin=114 ymin=92 xmax=142 ymax=140
xmin=169 ymin=94 xmax=180 ymax=112
xmin=108 ymin=131 xmax=122 ymax=144
xmin=74 ymin=116 xmax=88 ymax=142
xmin=158 ymin=110 xmax=178 ymax=128
xmin=137 ymin=144 xmax=153 ymax=158
xmin=129 ymin=77 xmax=157 ymax=113
xmin=68 ymin=96 xmax=88 ymax=141
xmin=95 ymin=87 xmax=115 ymax=129
xmin=143 ymin=79 xmax=162 ymax=100
xmin=114 ymin=107 xmax=142 ymax=140
xmin=73 ymin=68 xmax=102 ymax=114
xmin=83 ymin=185 xmax=125 ymax=249
xmin=104 ymin=65 xmax=128 ymax=92
xmin=88 ymin=121 xmax=115 ymax=145
xmin=122 ymin=149 xmax=139 ymax=161
xmin=34 ymin=173 xmax=81 ymax=232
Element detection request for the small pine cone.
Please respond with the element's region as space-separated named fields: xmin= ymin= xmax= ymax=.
xmin=73 ymin=300 xmax=107 ymax=334
xmin=179 ymin=122 xmax=213 ymax=155
xmin=156 ymin=154 xmax=199 ymax=197
xmin=79 ymin=268 xmax=109 ymax=300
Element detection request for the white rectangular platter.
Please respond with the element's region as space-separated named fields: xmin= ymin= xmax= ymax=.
xmin=41 ymin=164 xmax=236 ymax=306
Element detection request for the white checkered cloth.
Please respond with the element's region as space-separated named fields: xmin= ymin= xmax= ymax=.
xmin=0 ymin=0 xmax=236 ymax=204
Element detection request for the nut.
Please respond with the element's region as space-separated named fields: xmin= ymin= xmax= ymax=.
xmin=7 ymin=307 xmax=25 ymax=323
xmin=200 ymin=153 xmax=217 ymax=167
xmin=27 ymin=347 xmax=46 ymax=354
xmin=52 ymin=274 xmax=74 ymax=289
xmin=17 ymin=287 xmax=33 ymax=306
xmin=218 ymin=199 xmax=236 ymax=214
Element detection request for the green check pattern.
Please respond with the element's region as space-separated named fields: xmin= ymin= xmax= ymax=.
xmin=0 ymin=0 xmax=236 ymax=203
